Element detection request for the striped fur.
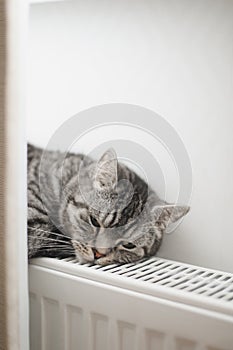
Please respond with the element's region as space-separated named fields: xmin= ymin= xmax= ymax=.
xmin=28 ymin=144 xmax=189 ymax=265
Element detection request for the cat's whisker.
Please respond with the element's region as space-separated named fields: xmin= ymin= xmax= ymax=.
xmin=31 ymin=243 xmax=72 ymax=248
xmin=28 ymin=226 xmax=71 ymax=239
xmin=46 ymin=230 xmax=72 ymax=239
xmin=28 ymin=235 xmax=72 ymax=245
xmin=32 ymin=245 xmax=74 ymax=250
xmin=28 ymin=234 xmax=71 ymax=241
xmin=29 ymin=242 xmax=73 ymax=248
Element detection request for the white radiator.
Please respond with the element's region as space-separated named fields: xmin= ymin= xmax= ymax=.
xmin=29 ymin=257 xmax=233 ymax=350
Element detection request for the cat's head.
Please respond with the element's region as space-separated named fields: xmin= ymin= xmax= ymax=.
xmin=60 ymin=149 xmax=190 ymax=265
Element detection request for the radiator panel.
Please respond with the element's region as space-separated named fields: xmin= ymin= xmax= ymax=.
xmin=145 ymin=329 xmax=165 ymax=350
xmin=42 ymin=297 xmax=60 ymax=350
xmin=65 ymin=305 xmax=84 ymax=350
xmin=91 ymin=313 xmax=109 ymax=350
xmin=29 ymin=258 xmax=233 ymax=350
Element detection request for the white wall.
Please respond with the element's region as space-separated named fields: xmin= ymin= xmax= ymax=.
xmin=28 ymin=0 xmax=233 ymax=273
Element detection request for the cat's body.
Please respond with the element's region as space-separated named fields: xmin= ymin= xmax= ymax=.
xmin=28 ymin=144 xmax=189 ymax=265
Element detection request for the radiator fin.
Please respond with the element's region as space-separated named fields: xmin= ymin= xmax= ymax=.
xmin=145 ymin=329 xmax=165 ymax=350
xmin=91 ymin=313 xmax=109 ymax=350
xmin=42 ymin=298 xmax=60 ymax=350
xmin=118 ymin=321 xmax=136 ymax=350
xmin=175 ymin=337 xmax=196 ymax=350
xmin=30 ymin=293 xmax=41 ymax=350
xmin=65 ymin=305 xmax=84 ymax=350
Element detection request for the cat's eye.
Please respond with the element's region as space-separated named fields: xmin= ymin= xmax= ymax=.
xmin=90 ymin=215 xmax=100 ymax=227
xmin=122 ymin=242 xmax=136 ymax=249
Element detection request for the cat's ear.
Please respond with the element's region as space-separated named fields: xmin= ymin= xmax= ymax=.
xmin=93 ymin=148 xmax=118 ymax=191
xmin=152 ymin=204 xmax=190 ymax=229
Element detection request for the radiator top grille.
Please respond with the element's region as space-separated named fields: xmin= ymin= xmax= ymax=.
xmin=30 ymin=256 xmax=233 ymax=316
xmin=86 ymin=257 xmax=233 ymax=303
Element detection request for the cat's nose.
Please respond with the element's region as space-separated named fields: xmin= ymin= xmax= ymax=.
xmin=92 ymin=247 xmax=110 ymax=259
xmin=93 ymin=249 xmax=105 ymax=259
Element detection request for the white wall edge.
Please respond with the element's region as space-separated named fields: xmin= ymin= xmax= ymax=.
xmin=6 ymin=0 xmax=29 ymax=349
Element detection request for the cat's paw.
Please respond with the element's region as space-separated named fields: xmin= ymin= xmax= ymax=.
xmin=71 ymin=240 xmax=94 ymax=263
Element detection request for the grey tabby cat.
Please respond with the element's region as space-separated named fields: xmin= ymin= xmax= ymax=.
xmin=28 ymin=143 xmax=189 ymax=265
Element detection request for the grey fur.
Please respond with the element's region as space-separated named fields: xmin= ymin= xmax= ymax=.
xmin=28 ymin=144 xmax=190 ymax=265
